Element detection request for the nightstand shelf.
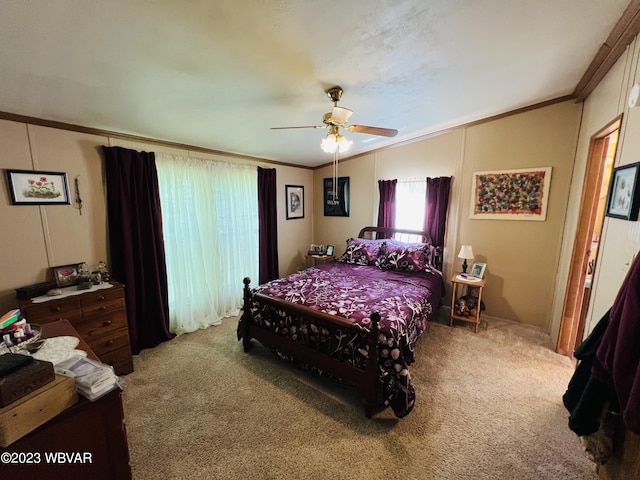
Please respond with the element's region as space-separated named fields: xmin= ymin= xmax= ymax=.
xmin=450 ymin=274 xmax=486 ymax=333
xmin=306 ymin=255 xmax=335 ymax=267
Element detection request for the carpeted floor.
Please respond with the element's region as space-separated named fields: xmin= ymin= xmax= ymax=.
xmin=120 ymin=311 xmax=598 ymax=480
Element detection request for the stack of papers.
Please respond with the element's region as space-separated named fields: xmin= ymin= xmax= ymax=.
xmin=55 ymin=356 xmax=120 ymax=401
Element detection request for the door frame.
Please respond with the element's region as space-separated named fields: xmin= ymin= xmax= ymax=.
xmin=556 ymin=116 xmax=621 ymax=356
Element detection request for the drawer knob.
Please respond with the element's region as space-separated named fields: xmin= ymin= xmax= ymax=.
xmin=103 ymin=320 xmax=112 ymax=326
xmin=52 ymin=306 xmax=61 ymax=312
xmin=99 ymin=306 xmax=107 ymax=311
xmin=98 ymin=295 xmax=105 ymax=301
xmin=106 ymin=340 xmax=114 ymax=346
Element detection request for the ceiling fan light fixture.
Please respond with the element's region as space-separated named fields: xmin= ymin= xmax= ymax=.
xmin=337 ymin=135 xmax=352 ymax=153
xmin=321 ymin=133 xmax=338 ymax=153
xmin=320 ymin=131 xmax=352 ymax=154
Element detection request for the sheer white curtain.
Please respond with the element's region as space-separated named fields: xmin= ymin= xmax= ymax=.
xmin=156 ymin=154 xmax=258 ymax=334
xmin=395 ymin=179 xmax=426 ymax=241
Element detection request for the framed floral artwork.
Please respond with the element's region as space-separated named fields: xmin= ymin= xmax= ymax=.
xmin=470 ymin=167 xmax=552 ymax=220
xmin=4 ymin=169 xmax=71 ymax=205
xmin=50 ymin=264 xmax=80 ymax=287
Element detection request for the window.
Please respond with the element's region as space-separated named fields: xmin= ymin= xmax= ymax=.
xmin=156 ymin=154 xmax=258 ymax=334
xmin=395 ymin=180 xmax=426 ymax=233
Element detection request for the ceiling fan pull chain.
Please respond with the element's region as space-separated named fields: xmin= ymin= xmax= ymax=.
xmin=333 ymin=150 xmax=339 ymax=199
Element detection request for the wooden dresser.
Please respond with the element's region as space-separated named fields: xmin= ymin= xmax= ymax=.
xmin=0 ymin=320 xmax=131 ymax=480
xmin=18 ymin=282 xmax=133 ymax=375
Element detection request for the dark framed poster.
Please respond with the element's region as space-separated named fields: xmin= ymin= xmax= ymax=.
xmin=323 ymin=176 xmax=349 ymax=217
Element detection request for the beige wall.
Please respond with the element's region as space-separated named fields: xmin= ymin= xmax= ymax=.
xmin=565 ymin=38 xmax=640 ymax=340
xmin=313 ymin=101 xmax=582 ymax=331
xmin=0 ymin=124 xmax=312 ymax=313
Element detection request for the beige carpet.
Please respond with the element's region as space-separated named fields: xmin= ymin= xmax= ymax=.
xmin=120 ymin=311 xmax=598 ymax=480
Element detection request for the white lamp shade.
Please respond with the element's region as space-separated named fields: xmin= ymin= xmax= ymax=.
xmin=457 ymin=245 xmax=474 ymax=260
xmin=331 ymin=106 xmax=353 ymax=125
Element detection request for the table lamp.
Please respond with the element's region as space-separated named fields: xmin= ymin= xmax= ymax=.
xmin=457 ymin=245 xmax=474 ymax=273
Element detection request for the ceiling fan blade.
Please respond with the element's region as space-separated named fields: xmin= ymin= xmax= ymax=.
xmin=345 ymin=125 xmax=398 ymax=137
xmin=331 ymin=106 xmax=353 ymax=125
xmin=270 ymin=125 xmax=326 ymax=130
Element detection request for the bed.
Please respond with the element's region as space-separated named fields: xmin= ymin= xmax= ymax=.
xmin=237 ymin=226 xmax=445 ymax=418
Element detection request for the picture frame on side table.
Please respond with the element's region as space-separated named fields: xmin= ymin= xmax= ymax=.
xmin=285 ymin=185 xmax=304 ymax=220
xmin=470 ymin=262 xmax=486 ymax=279
xmin=310 ymin=244 xmax=323 ymax=254
xmin=51 ymin=264 xmax=80 ymax=288
xmin=605 ymin=162 xmax=640 ymax=221
xmin=4 ymin=169 xmax=71 ymax=205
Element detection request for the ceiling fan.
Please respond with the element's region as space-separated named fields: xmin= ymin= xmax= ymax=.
xmin=271 ymin=86 xmax=398 ymax=153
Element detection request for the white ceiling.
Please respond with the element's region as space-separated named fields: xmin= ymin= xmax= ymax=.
xmin=0 ymin=0 xmax=631 ymax=167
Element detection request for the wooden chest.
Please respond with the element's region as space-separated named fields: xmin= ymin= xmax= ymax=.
xmin=18 ymin=282 xmax=134 ymax=375
xmin=0 ymin=374 xmax=77 ymax=447
xmin=0 ymin=358 xmax=55 ymax=407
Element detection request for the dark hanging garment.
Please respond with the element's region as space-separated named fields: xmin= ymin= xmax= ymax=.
xmin=563 ymin=309 xmax=617 ymax=436
xmin=592 ymin=251 xmax=640 ymax=435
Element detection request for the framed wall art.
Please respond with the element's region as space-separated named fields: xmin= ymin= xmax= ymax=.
xmin=605 ymin=162 xmax=640 ymax=221
xmin=285 ymin=185 xmax=304 ymax=220
xmin=323 ymin=176 xmax=350 ymax=217
xmin=470 ymin=167 xmax=552 ymax=221
xmin=5 ymin=169 xmax=71 ymax=205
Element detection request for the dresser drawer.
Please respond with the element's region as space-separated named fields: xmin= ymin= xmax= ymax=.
xmin=100 ymin=346 xmax=134 ymax=376
xmin=74 ymin=310 xmax=128 ymax=341
xmin=80 ymin=288 xmax=125 ymax=316
xmin=23 ymin=298 xmax=83 ymax=324
xmin=86 ymin=328 xmax=131 ymax=357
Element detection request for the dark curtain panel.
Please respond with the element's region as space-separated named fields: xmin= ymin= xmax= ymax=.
xmin=425 ymin=176 xmax=452 ymax=247
xmin=258 ymin=167 xmax=279 ymax=284
xmin=377 ymin=179 xmax=397 ymax=238
xmin=102 ymin=146 xmax=174 ymax=354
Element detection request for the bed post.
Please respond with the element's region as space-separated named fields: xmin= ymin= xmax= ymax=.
xmin=240 ymin=277 xmax=253 ymax=352
xmin=364 ymin=311 xmax=381 ymax=418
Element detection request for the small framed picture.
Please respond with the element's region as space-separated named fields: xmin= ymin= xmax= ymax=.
xmin=470 ymin=262 xmax=486 ymax=279
xmin=326 ymin=245 xmax=334 ymax=256
xmin=606 ymin=162 xmax=640 ymax=221
xmin=310 ymin=244 xmax=323 ymax=254
xmin=50 ymin=264 xmax=80 ymax=287
xmin=285 ymin=185 xmax=304 ymax=220
xmin=4 ymin=169 xmax=71 ymax=205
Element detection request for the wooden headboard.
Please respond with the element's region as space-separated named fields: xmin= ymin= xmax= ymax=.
xmin=357 ymin=226 xmax=443 ymax=271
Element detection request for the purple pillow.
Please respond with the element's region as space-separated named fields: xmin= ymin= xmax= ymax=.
xmin=375 ymin=240 xmax=434 ymax=272
xmin=337 ymin=238 xmax=385 ymax=266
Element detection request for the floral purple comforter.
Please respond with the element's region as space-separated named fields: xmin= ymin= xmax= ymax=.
xmin=247 ymin=261 xmax=444 ymax=417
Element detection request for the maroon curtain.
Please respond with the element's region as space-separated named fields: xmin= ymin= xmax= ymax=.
xmin=425 ymin=176 xmax=452 ymax=247
xmin=258 ymin=167 xmax=279 ymax=284
xmin=377 ymin=179 xmax=397 ymax=237
xmin=102 ymin=146 xmax=174 ymax=354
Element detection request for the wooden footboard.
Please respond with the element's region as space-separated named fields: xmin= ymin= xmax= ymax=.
xmin=238 ymin=277 xmax=382 ymax=417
